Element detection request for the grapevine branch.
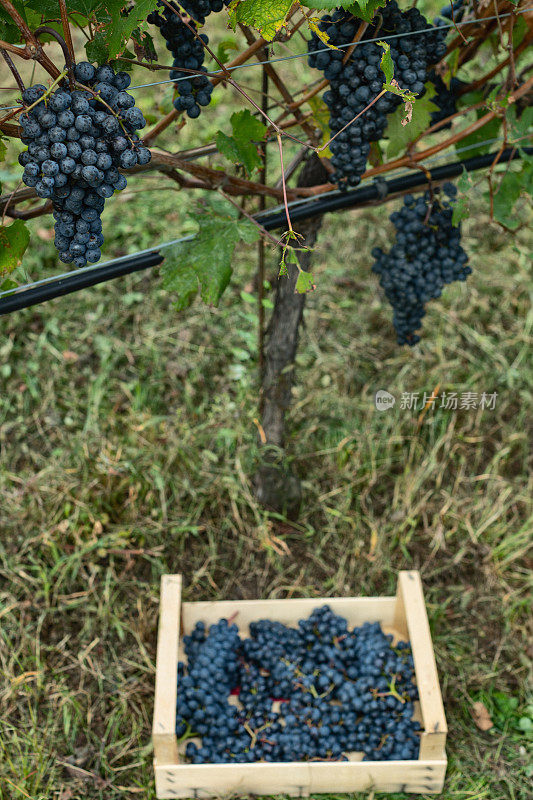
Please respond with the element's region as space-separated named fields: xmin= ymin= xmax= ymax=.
xmin=1 ymin=1 xmax=530 ymax=225
xmin=0 ymin=47 xmax=25 ymax=93
xmin=0 ymin=0 xmax=60 ymax=79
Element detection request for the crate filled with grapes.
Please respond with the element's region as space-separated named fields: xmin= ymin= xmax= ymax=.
xmin=152 ymin=571 xmax=446 ymax=796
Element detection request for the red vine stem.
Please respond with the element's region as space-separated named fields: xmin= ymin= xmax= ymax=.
xmin=277 ymin=132 xmax=293 ymax=232
xmin=59 ymin=0 xmax=75 ymax=88
xmin=0 ymin=0 xmax=60 ymax=79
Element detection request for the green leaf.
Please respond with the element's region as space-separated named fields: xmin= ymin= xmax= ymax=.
xmin=306 ymin=0 xmax=386 ymax=23
xmin=344 ymin=0 xmax=387 ymax=21
xmin=451 ymin=169 xmax=473 ymax=226
xmin=518 ymin=717 xmax=533 ymax=732
xmin=491 ymin=170 xmax=523 ymax=229
xmin=0 ymin=0 xmax=26 ymax=43
xmin=0 ymin=277 xmax=17 ymax=292
xmin=216 ymin=38 xmax=239 ymax=64
xmin=102 ymin=0 xmax=158 ymax=60
xmin=26 ymin=0 xmax=104 ymax=16
xmin=512 ymin=14 xmax=527 ymax=48
xmin=112 ymin=48 xmax=137 ymax=72
xmin=307 ymin=95 xmax=332 ymax=157
xmin=0 ymin=220 xmax=30 ymax=277
xmin=378 ymin=41 xmax=394 ymax=85
xmin=229 ymin=0 xmax=294 ymax=41
xmin=385 ymin=83 xmax=438 ymax=158
xmin=0 ymin=137 xmax=6 ymax=163
xmin=456 ymin=116 xmax=501 ymax=160
xmin=161 ymin=202 xmax=259 ymax=310
xmin=85 ymin=31 xmax=110 ymax=64
xmin=295 ymin=270 xmax=315 ymax=294
xmin=216 ymin=110 xmax=267 ymax=175
xmin=506 ymin=105 xmax=533 ymax=141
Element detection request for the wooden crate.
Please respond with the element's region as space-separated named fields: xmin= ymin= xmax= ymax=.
xmin=152 ymin=571 xmax=447 ymax=797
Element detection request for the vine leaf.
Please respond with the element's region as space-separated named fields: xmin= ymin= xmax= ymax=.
xmin=507 ymin=105 xmax=533 ymax=142
xmin=295 ymin=270 xmax=315 ymax=293
xmin=451 ymin=169 xmax=473 ymax=226
xmin=307 ymin=96 xmax=332 ymax=157
xmin=85 ymin=0 xmax=158 ymax=61
xmin=26 ymin=0 xmax=104 ymax=16
xmin=377 ymin=42 xmax=417 ymax=116
xmin=85 ymin=31 xmax=109 ymax=63
xmin=228 ymin=0 xmax=294 ymax=42
xmin=161 ymin=201 xmax=259 ymax=311
xmin=385 ymin=84 xmax=437 ymax=158
xmin=490 ymin=165 xmax=532 ymax=230
xmin=378 ymin=41 xmax=394 ymax=84
xmin=107 ymin=0 xmax=158 ymax=59
xmin=0 ymin=220 xmax=30 ymax=278
xmin=216 ymin=38 xmax=240 ymax=64
xmin=216 ymin=110 xmax=267 ymax=175
xmin=306 ymin=0 xmax=386 ymax=23
xmin=455 ymin=116 xmax=501 ymax=160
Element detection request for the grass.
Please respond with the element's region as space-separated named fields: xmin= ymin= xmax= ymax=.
xmin=1 ymin=12 xmax=532 ymax=800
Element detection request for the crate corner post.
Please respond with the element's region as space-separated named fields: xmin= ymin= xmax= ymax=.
xmin=153 ymin=573 xmax=182 ymax=790
xmin=395 ymin=570 xmax=447 ymax=771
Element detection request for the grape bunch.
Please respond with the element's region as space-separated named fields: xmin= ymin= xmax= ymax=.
xmin=18 ymin=62 xmax=150 ymax=268
xmin=308 ymin=2 xmax=447 ymax=188
xmin=148 ymin=0 xmax=228 ymax=118
xmin=371 ymin=184 xmax=471 ymax=346
xmin=176 ymin=605 xmax=421 ymax=764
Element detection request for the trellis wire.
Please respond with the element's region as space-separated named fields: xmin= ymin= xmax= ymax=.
xmin=0 ymin=6 xmax=532 ymax=109
xmin=0 ymin=140 xmax=529 ymax=306
xmin=127 ymin=7 xmax=533 ymax=91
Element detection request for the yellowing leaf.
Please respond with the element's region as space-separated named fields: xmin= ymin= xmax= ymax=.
xmin=308 ymin=17 xmax=339 ymax=48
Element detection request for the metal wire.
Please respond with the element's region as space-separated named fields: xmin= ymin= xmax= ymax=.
xmin=0 ymin=6 xmax=532 ymax=108
xmin=1 ymin=134 xmax=528 ymax=300
xmin=127 ymin=8 xmax=533 ymax=91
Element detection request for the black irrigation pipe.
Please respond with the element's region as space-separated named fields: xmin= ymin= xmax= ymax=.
xmin=256 ymin=147 xmax=533 ymax=229
xmin=0 ymin=146 xmax=530 ymax=317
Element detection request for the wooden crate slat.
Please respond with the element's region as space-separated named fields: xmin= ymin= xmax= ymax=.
xmin=155 ymin=759 xmax=447 ymax=797
xmin=181 ymin=596 xmax=396 ymax=631
xmin=153 ymin=571 xmax=447 ymax=796
xmin=153 ymin=574 xmax=181 ymax=765
xmin=394 ymin=570 xmax=447 ymax=757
